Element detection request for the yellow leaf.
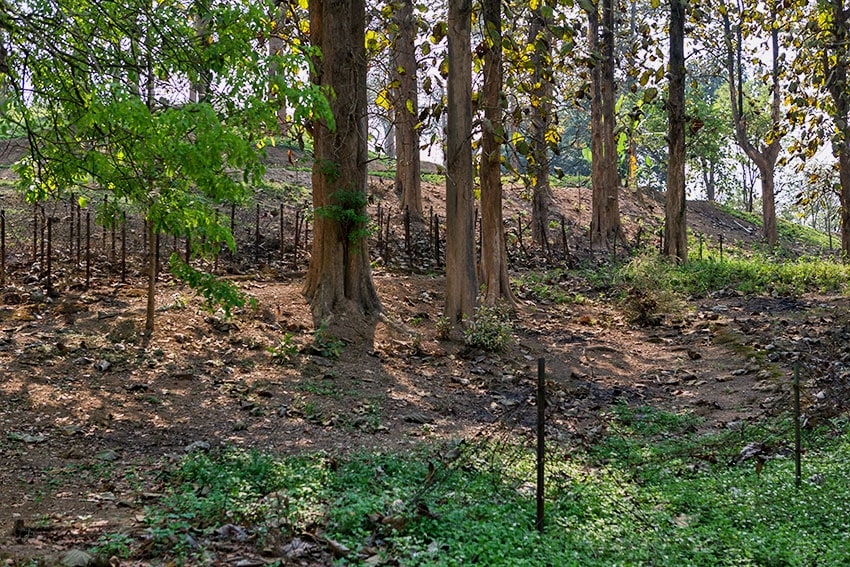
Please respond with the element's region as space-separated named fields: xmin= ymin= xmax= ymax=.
xmin=376 ymin=88 xmax=392 ymax=110
xmin=365 ymin=30 xmax=384 ymax=51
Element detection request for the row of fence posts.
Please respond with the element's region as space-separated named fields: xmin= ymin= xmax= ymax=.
xmin=9 ymin=195 xmax=672 ymax=294
xmin=25 ymin=203 xmax=126 ymax=292
xmin=8 ymin=198 xmax=323 ymax=293
xmin=376 ymin=204 xmax=443 ymax=269
xmin=377 ymin=205 xmax=587 ymax=272
xmin=14 ymin=199 xmax=817 ymax=294
xmin=10 ymin=200 xmax=649 ymax=294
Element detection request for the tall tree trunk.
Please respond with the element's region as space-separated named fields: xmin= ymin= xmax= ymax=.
xmin=384 ymin=122 xmax=396 ymax=158
xmin=839 ymin=148 xmax=850 ymax=255
xmin=269 ymin=3 xmax=289 ymax=135
xmin=665 ymin=0 xmax=687 ymax=262
xmin=392 ymin=0 xmax=422 ymax=218
xmin=144 ymin=42 xmax=156 ymax=335
xmin=824 ymin=1 xmax=850 ymax=257
xmin=189 ymin=1 xmax=209 ymax=104
xmin=305 ymin=0 xmax=381 ymax=330
xmin=445 ymin=0 xmax=477 ymax=324
xmin=479 ymin=0 xmax=515 ymax=307
xmin=723 ymin=11 xmax=781 ymax=247
xmin=760 ymin=162 xmax=777 ymax=245
xmin=588 ymin=0 xmax=620 ymax=250
xmin=600 ymin=0 xmax=620 ymax=240
xmin=588 ymin=4 xmax=604 ymax=249
xmin=528 ymin=10 xmax=553 ymax=248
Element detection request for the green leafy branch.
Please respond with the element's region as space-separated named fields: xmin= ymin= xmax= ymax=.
xmin=168 ymin=255 xmax=254 ymax=317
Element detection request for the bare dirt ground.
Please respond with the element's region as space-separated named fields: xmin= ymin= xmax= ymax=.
xmin=0 ymin=155 xmax=847 ymax=564
xmin=2 ymin=271 xmax=846 ymax=565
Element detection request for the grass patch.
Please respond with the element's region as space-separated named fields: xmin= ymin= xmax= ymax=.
xmin=551 ymin=173 xmax=591 ymax=188
xmin=718 ymin=204 xmax=834 ymax=251
xmin=421 ymin=172 xmax=445 ymax=184
xmin=255 ymin=180 xmax=310 ymax=203
xmin=96 ymin=413 xmax=850 ymax=565
xmin=671 ymin=256 xmax=850 ymax=296
xmin=610 ymin=251 xmax=850 ymax=301
xmin=777 ymin=217 xmax=834 ymax=249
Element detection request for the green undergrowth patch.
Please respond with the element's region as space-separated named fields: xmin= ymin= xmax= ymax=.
xmin=421 ymin=172 xmax=445 ymax=184
xmin=613 ymin=253 xmax=850 ymax=308
xmin=718 ymin=205 xmax=762 ymax=229
xmin=255 ymin=180 xmax=310 ymax=203
xmin=95 ymin=410 xmax=850 ymax=566
xmin=671 ymin=256 xmax=850 ymax=296
xmin=719 ymin=204 xmax=833 ymax=250
xmin=777 ymin=217 xmax=834 ymax=249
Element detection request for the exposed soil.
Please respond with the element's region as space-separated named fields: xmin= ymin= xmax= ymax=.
xmin=0 ymin=151 xmax=847 ymax=565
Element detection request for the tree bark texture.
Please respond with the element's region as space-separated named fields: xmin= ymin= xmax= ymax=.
xmin=600 ymin=0 xmax=620 ymax=241
xmin=839 ymin=148 xmax=850 ymax=256
xmin=528 ymin=10 xmax=553 ymax=249
xmin=305 ymin=0 xmax=381 ymax=329
xmin=589 ymin=5 xmax=604 ymax=249
xmin=445 ymin=0 xmax=477 ymax=323
xmin=723 ymin=13 xmax=780 ymax=247
xmin=665 ymin=0 xmax=687 ymax=262
xmin=479 ymin=0 xmax=515 ymax=307
xmin=392 ymin=0 xmax=422 ymax=218
xmin=589 ymin=0 xmax=621 ymax=251
xmin=822 ymin=1 xmax=850 ymax=256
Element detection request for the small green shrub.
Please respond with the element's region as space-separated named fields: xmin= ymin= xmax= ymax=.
xmin=314 ymin=321 xmax=345 ymax=359
xmin=267 ymin=333 xmax=298 ymax=364
xmin=463 ymin=303 xmax=513 ymax=351
xmin=90 ymin=533 xmax=134 ymax=559
xmin=619 ymin=253 xmax=681 ymax=325
xmin=435 ymin=315 xmax=452 ymax=340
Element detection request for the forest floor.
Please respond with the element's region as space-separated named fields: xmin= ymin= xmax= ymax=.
xmin=0 ymin=149 xmax=848 ymax=565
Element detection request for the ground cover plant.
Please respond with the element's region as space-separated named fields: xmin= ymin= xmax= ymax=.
xmin=91 ymin=411 xmax=850 ymax=566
